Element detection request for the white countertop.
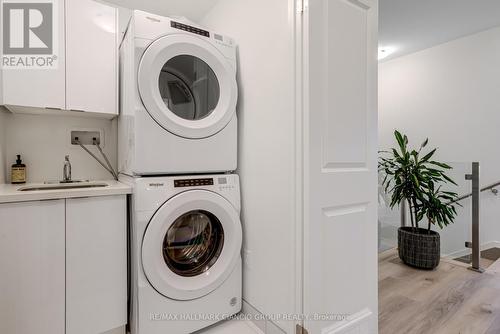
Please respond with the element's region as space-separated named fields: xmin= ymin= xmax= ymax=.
xmin=0 ymin=180 xmax=132 ymax=204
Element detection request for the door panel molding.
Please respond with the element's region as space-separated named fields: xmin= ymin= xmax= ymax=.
xmin=322 ymin=162 xmax=368 ymax=172
xmin=345 ymin=0 xmax=371 ymax=11
xmin=320 ymin=0 xmax=371 ymax=170
xmin=322 ymin=203 xmax=368 ymax=218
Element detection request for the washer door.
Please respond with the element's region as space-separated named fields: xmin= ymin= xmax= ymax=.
xmin=142 ymin=190 xmax=242 ymax=300
xmin=138 ymin=34 xmax=237 ymax=139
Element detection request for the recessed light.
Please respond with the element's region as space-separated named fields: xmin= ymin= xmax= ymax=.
xmin=378 ymin=46 xmax=396 ymax=60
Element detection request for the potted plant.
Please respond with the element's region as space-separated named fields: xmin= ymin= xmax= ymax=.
xmin=379 ymin=130 xmax=459 ymax=269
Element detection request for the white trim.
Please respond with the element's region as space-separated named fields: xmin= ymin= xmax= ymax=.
xmin=301 ymin=0 xmax=312 ymax=328
xmin=292 ymin=0 xmax=305 ymax=331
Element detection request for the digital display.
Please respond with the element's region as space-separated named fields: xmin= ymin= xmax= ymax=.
xmin=174 ymin=178 xmax=214 ymax=188
xmin=171 ymin=21 xmax=210 ymax=37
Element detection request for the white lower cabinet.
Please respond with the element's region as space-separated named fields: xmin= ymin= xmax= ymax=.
xmin=0 ymin=200 xmax=66 ymax=334
xmin=66 ymin=196 xmax=127 ymax=334
xmin=0 ymin=195 xmax=127 ymax=334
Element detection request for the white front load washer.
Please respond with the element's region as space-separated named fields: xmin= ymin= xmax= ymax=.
xmin=120 ymin=174 xmax=242 ymax=334
xmin=119 ymin=10 xmax=238 ymax=176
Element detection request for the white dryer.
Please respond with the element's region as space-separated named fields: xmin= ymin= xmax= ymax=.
xmin=120 ymin=174 xmax=242 ymax=334
xmin=119 ymin=10 xmax=238 ymax=176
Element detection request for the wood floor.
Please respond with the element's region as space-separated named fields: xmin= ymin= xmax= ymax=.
xmin=379 ymin=249 xmax=500 ymax=334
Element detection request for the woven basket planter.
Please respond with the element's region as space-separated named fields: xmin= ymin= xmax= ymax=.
xmin=398 ymin=227 xmax=440 ymax=270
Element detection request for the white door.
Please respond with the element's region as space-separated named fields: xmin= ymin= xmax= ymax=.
xmin=138 ymin=35 xmax=237 ymax=139
xmin=66 ymin=196 xmax=127 ymax=334
xmin=142 ymin=190 xmax=242 ymax=300
xmin=0 ymin=200 xmax=65 ymax=334
xmin=66 ymin=0 xmax=118 ymax=115
xmin=302 ymin=0 xmax=378 ymax=333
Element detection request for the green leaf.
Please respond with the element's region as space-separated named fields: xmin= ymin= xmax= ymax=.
xmin=429 ymin=161 xmax=452 ymax=169
xmin=441 ymin=173 xmax=458 ymax=186
xmin=420 ymin=138 xmax=429 ymax=149
xmin=394 ymin=130 xmax=407 ymax=154
xmin=420 ymin=148 xmax=436 ymax=163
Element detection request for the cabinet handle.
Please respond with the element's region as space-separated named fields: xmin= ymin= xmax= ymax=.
xmin=70 ymin=109 xmax=86 ymax=113
xmin=45 ymin=107 xmax=62 ymax=110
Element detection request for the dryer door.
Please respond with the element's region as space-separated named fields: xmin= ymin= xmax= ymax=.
xmin=142 ymin=190 xmax=242 ymax=301
xmin=138 ymin=34 xmax=237 ymax=139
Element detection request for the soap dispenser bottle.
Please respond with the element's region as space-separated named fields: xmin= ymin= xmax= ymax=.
xmin=11 ymin=155 xmax=26 ymax=184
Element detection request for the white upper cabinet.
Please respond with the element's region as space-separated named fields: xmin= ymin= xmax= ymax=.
xmin=1 ymin=0 xmax=118 ymax=117
xmin=66 ymin=0 xmax=118 ymax=115
xmin=2 ymin=1 xmax=66 ymax=110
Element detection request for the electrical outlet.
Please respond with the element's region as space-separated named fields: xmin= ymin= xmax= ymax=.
xmin=71 ymin=130 xmax=101 ymax=145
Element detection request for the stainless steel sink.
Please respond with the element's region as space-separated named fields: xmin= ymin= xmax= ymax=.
xmin=18 ymin=182 xmax=109 ymax=192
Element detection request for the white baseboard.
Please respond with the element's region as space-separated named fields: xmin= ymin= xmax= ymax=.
xmin=103 ymin=325 xmax=125 ymax=334
xmin=240 ymin=301 xmax=376 ymax=334
xmin=241 ymin=300 xmax=287 ymax=334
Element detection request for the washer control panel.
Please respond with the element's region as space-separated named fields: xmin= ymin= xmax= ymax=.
xmin=171 ymin=21 xmax=210 ymax=37
xmin=174 ymin=178 xmax=214 ymax=188
xmin=172 ymin=176 xmax=236 ymax=191
xmin=131 ymin=174 xmax=240 ymax=212
xmin=217 ymin=177 xmax=235 ymax=191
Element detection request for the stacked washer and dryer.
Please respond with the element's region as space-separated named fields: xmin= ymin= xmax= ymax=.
xmin=118 ymin=11 xmax=242 ymax=334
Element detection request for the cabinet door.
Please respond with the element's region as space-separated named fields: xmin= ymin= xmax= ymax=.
xmin=66 ymin=0 xmax=118 ymax=115
xmin=2 ymin=1 xmax=65 ymax=109
xmin=66 ymin=195 xmax=127 ymax=334
xmin=0 ymin=200 xmax=65 ymax=334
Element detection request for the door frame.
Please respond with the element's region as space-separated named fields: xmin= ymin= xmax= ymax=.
xmin=293 ymin=0 xmax=305 ymax=333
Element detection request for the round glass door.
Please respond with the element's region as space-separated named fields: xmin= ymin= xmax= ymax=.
xmin=141 ymin=190 xmax=242 ymax=300
xmin=138 ymin=34 xmax=238 ymax=139
xmin=163 ymin=210 xmax=224 ymax=277
xmin=159 ymin=55 xmax=220 ymax=121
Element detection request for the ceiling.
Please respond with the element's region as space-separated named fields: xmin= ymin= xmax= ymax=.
xmin=379 ymin=0 xmax=500 ymax=61
xmin=103 ymin=0 xmax=220 ymax=21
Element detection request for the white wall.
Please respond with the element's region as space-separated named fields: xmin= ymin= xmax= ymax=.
xmin=103 ymin=0 xmax=219 ymax=21
xmin=202 ymin=1 xmax=296 ymax=333
xmin=379 ymin=26 xmax=500 ymax=253
xmin=2 ymin=113 xmax=117 ymax=183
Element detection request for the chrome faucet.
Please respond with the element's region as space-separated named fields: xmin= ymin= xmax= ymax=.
xmin=63 ymin=155 xmax=72 ymax=182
